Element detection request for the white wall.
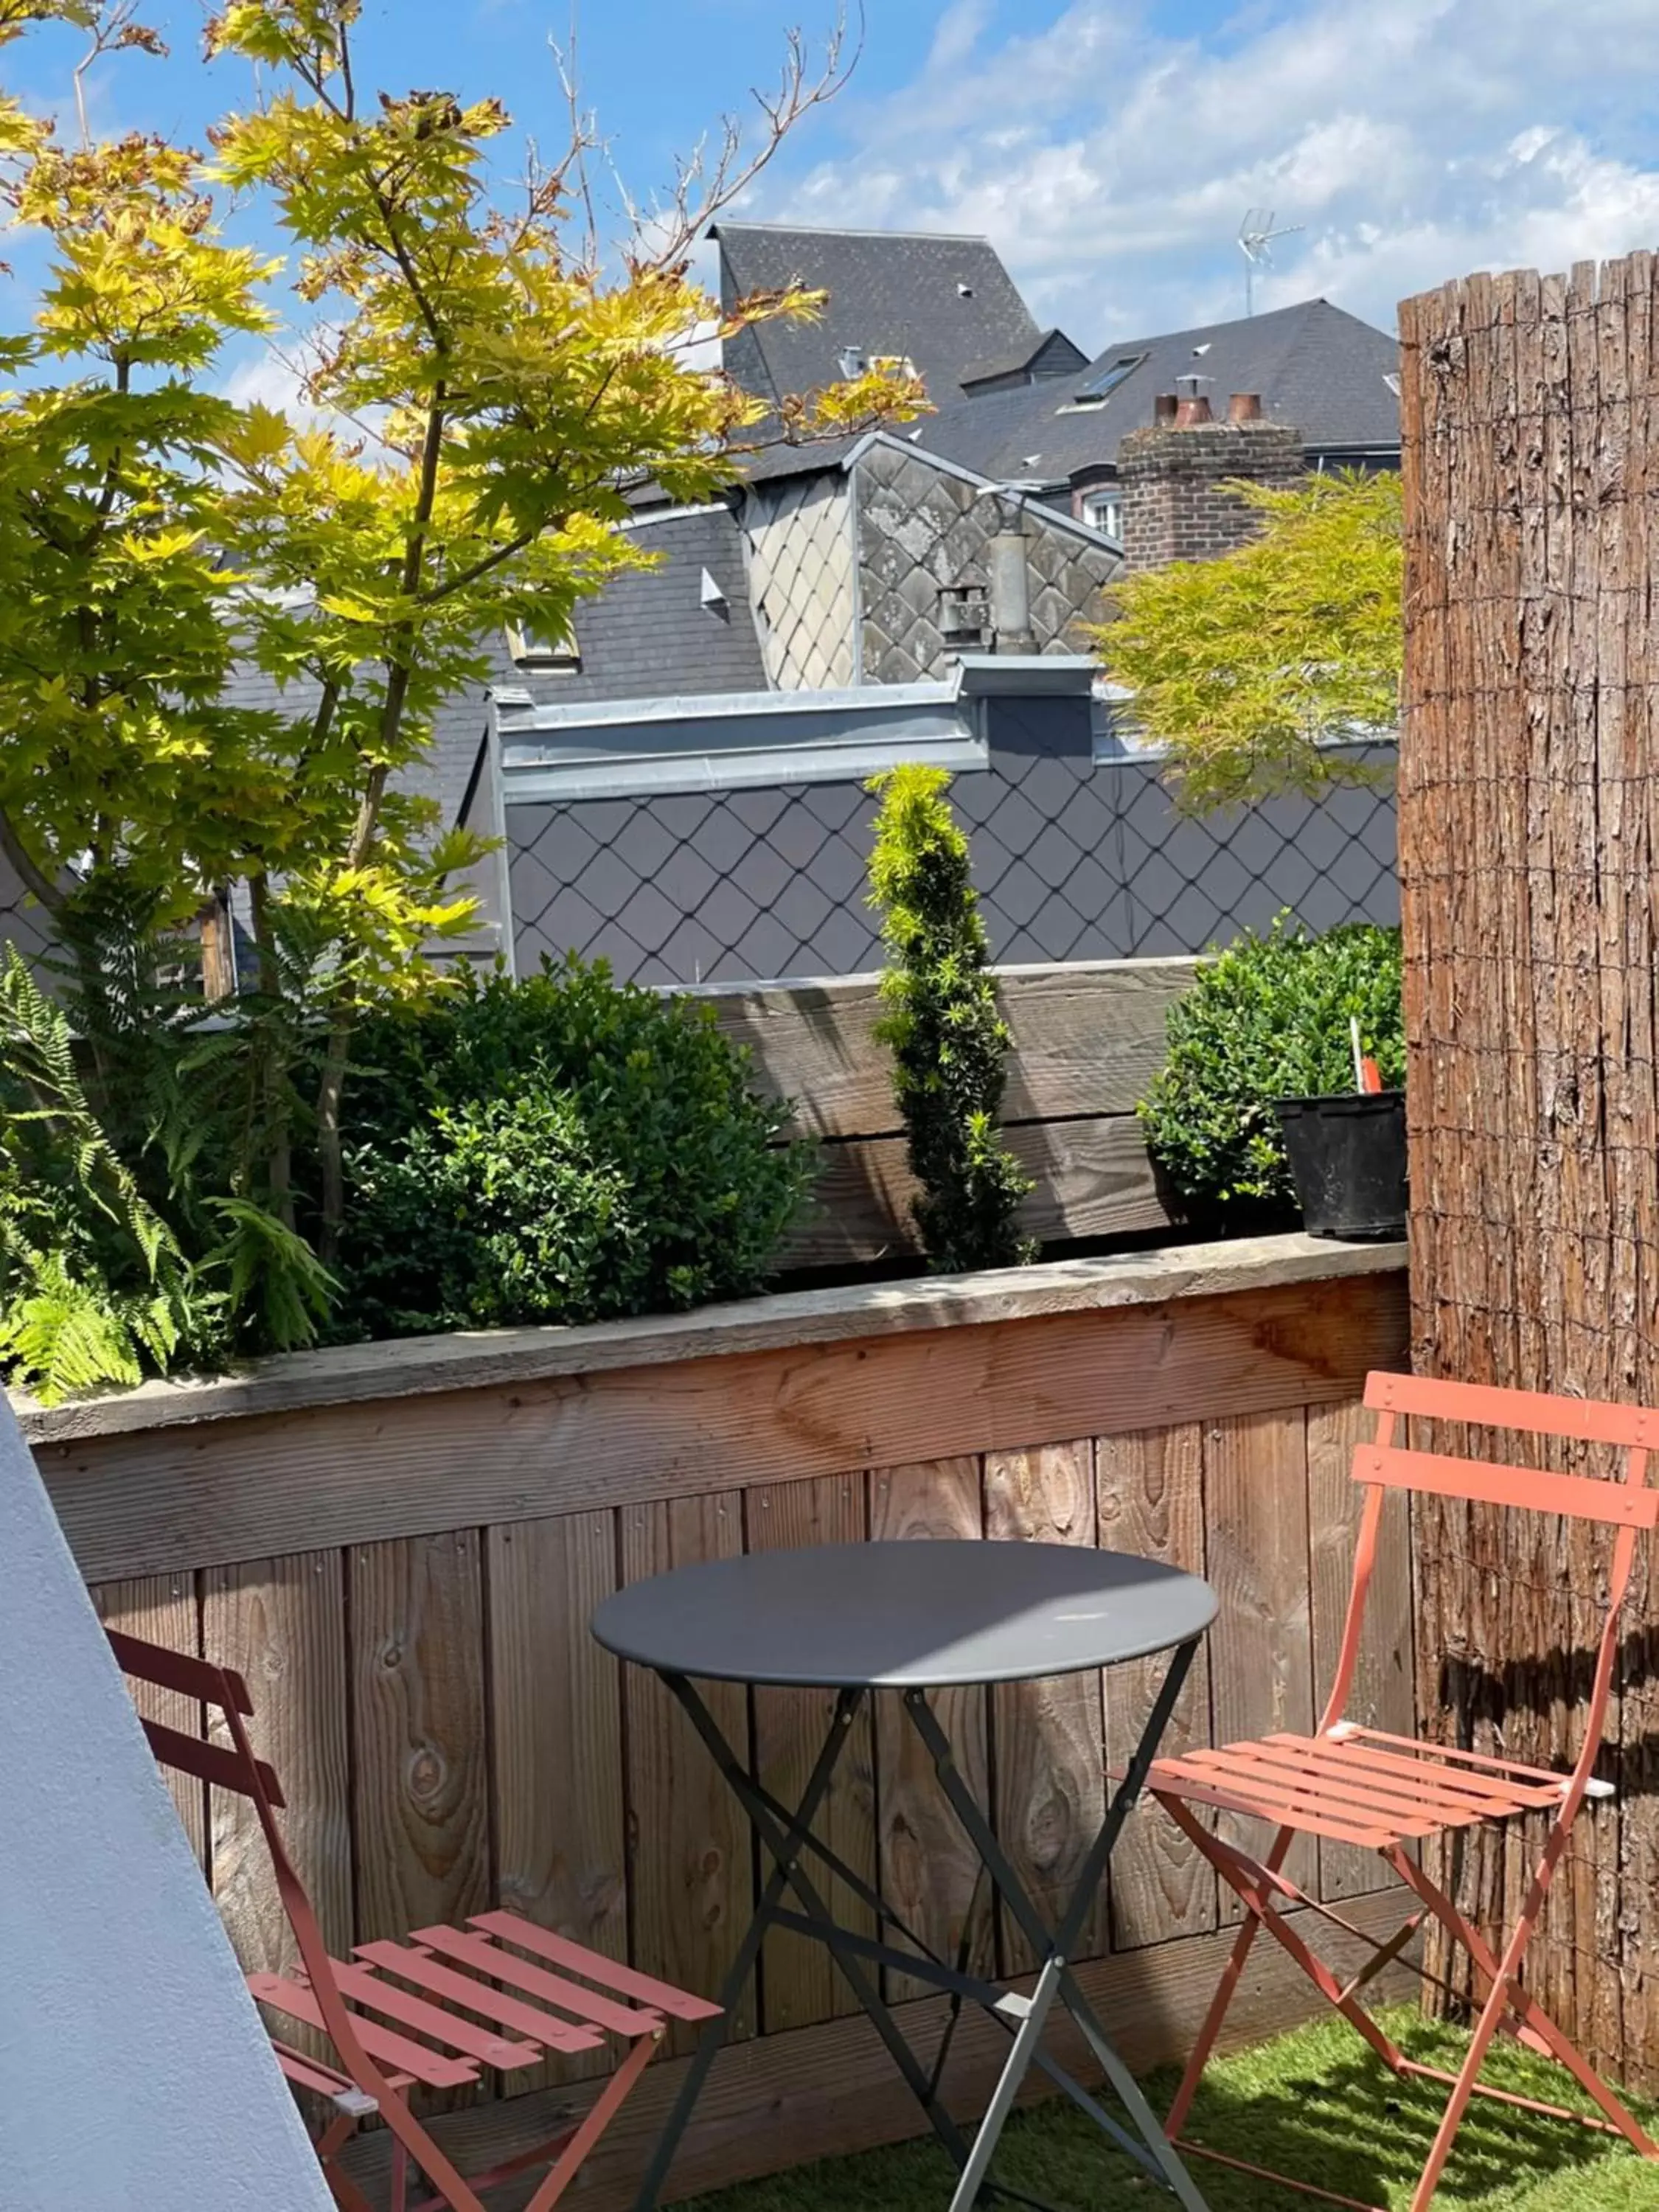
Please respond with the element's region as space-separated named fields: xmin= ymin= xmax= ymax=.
xmin=0 ymin=1397 xmax=332 ymax=2212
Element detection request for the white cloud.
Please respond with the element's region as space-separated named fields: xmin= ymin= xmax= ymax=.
xmin=753 ymin=0 xmax=1659 ymax=346
xmin=221 ymin=349 xmax=316 ymax=418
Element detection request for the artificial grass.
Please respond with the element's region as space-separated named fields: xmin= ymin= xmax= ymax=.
xmin=682 ymin=2009 xmax=1659 ymax=2212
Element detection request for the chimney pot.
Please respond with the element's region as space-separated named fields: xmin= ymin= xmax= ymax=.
xmin=1228 ymin=392 xmax=1264 ymax=422
xmin=1153 ymin=392 xmax=1179 ymax=424
xmin=1175 ymin=394 xmax=1214 ymax=427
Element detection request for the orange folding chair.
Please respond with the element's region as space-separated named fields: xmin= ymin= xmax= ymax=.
xmin=1145 ymin=1369 xmax=1659 ymax=2211
xmin=109 ymin=1629 xmax=720 ymax=2212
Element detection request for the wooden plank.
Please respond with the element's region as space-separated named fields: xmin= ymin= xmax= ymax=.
xmin=746 ymin=1473 xmax=875 ymax=2032
xmin=46 ymin=1272 xmax=1410 ymax=1580
xmin=350 ymin=1531 xmax=492 ymax=1945
xmin=200 ymin=1552 xmax=352 ymax=2069
xmin=1096 ymin=1425 xmax=1217 ymax=1948
xmin=93 ymin=1573 xmax=207 ymax=1869
xmin=983 ymin=1441 xmax=1105 ymax=1972
xmin=486 ymin=1511 xmax=625 ymax=2090
xmin=790 ymin=1114 xmax=1172 ymax=1267
xmin=1308 ymin=1400 xmax=1416 ymax=1899
xmin=869 ymin=1457 xmax=991 ymax=2003
xmin=1204 ymin=1408 xmax=1318 ymax=1907
xmin=338 ymin=1887 xmax=1417 ymax=2212
xmin=619 ymin=1493 xmax=754 ymax=2055
xmin=21 ymin=1233 xmax=1407 ymax=1448
xmin=705 ymin=959 xmax=1197 ymax=1139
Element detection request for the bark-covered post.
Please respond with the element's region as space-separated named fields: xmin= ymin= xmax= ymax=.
xmin=1399 ymin=253 xmax=1659 ymax=2084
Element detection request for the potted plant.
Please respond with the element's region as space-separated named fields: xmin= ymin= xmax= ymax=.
xmin=1274 ymin=1018 xmax=1407 ymax=1240
xmin=1139 ymin=918 xmax=1406 ymax=1240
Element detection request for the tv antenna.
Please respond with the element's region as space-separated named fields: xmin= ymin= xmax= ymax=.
xmin=1239 ymin=208 xmax=1302 ymax=316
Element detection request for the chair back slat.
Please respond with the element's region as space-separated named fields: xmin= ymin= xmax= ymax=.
xmin=138 ymin=1717 xmax=286 ymax=1806
xmin=108 ymin=1627 xmax=255 ymax=1715
xmin=1355 ymin=1444 xmax=1659 ymax=1528
xmin=1366 ymin=1371 xmax=1659 ymax=1450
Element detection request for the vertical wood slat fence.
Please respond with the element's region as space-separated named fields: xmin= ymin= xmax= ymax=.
xmin=24 ymin=1242 xmax=1411 ymax=2205
xmin=1400 ymin=250 xmax=1659 ymax=2088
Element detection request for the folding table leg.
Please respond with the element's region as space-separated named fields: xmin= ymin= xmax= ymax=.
xmin=945 ymin=1954 xmax=1065 ymax=2212
xmin=630 ymin=1680 xmax=872 ymax=2211
xmin=669 ymin=1680 xmax=978 ymax=2173
xmin=905 ymin=1641 xmax=1213 ymax=2212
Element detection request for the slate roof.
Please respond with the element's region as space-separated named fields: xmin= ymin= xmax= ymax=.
xmin=913 ymin=298 xmax=1401 ymax=487
xmin=219 ymin=506 xmax=766 ymax=847
xmin=712 ymin=220 xmax=1041 ymax=408
xmin=960 ymin=329 xmax=1089 ymax=390
xmin=519 ymin=502 xmax=767 ymax=708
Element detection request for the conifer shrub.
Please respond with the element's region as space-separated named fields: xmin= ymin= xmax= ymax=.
xmin=865 ymin=766 xmax=1034 ymax=1273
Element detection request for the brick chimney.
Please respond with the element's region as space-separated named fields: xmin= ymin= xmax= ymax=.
xmin=1117 ymin=390 xmax=1304 ymax=571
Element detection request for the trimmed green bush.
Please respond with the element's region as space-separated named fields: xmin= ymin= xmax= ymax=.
xmin=336 ymin=956 xmax=816 ymax=1338
xmin=1138 ymin=918 xmax=1405 ymax=1220
xmin=866 ymin=765 xmax=1034 ymax=1273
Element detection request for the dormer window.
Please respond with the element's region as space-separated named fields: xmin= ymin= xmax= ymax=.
xmin=505 ymin=619 xmax=580 ymax=675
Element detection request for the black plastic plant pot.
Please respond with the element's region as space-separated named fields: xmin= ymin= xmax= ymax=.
xmin=1274 ymin=1091 xmax=1408 ymax=1241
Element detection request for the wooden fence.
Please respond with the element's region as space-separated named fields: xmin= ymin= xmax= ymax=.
xmin=702 ymin=956 xmax=1196 ymax=1267
xmin=23 ymin=1237 xmax=1410 ymax=2205
xmin=1400 ymin=251 xmax=1659 ymax=2089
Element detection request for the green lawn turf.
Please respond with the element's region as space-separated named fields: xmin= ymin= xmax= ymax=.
xmin=681 ymin=2010 xmax=1659 ymax=2212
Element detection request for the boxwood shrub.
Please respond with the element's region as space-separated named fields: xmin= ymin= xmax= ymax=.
xmin=1138 ymin=918 xmax=1404 ymax=1220
xmin=335 ymin=956 xmax=817 ymax=1338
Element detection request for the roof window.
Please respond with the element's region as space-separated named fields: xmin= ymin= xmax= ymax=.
xmin=1067 ymin=352 xmax=1147 ymax=411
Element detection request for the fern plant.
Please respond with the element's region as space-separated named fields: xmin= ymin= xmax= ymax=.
xmin=0 ymin=948 xmax=194 ymax=1402
xmin=0 ymin=928 xmax=338 ymax=1402
xmin=865 ymin=766 xmax=1034 ymax=1273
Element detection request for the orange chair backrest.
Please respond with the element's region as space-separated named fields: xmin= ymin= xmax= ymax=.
xmin=108 ymin=1628 xmax=287 ymax=1808
xmin=1357 ymin=1371 xmax=1659 ymax=1528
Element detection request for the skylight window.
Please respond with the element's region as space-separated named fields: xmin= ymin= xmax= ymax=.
xmin=1079 ymin=352 xmax=1146 ymax=400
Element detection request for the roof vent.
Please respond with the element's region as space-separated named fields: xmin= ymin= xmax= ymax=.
xmin=837 ymin=345 xmax=866 ymax=379
xmin=700 ymin=568 xmax=728 ymax=619
xmin=956 ymin=281 xmax=974 ymax=297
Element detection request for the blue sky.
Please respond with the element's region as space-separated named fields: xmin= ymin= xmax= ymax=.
xmin=12 ymin=0 xmax=1659 ymax=386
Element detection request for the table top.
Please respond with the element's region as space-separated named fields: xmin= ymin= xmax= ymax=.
xmin=589 ymin=1540 xmax=1217 ymax=1689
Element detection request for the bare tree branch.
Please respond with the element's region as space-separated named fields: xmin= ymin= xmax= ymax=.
xmin=549 ymin=10 xmax=602 ymax=272
xmin=72 ymin=0 xmax=165 ymax=148
xmin=547 ymin=6 xmax=862 ymax=273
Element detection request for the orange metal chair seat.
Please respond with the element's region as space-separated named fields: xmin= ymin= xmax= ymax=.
xmin=1151 ymin=1725 xmax=1582 ymax=1851
xmin=1146 ymin=1368 xmax=1659 ymax=2212
xmin=111 ymin=1628 xmax=723 ymax=2212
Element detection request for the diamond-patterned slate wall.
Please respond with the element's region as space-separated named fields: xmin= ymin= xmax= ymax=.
xmin=744 ymin=476 xmax=858 ymax=690
xmin=856 ymin=442 xmax=1118 ymax=682
xmin=508 ymin=697 xmax=1398 ymax=987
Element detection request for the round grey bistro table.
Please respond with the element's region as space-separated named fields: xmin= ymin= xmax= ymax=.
xmin=591 ymin=1539 xmax=1217 ymax=2212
